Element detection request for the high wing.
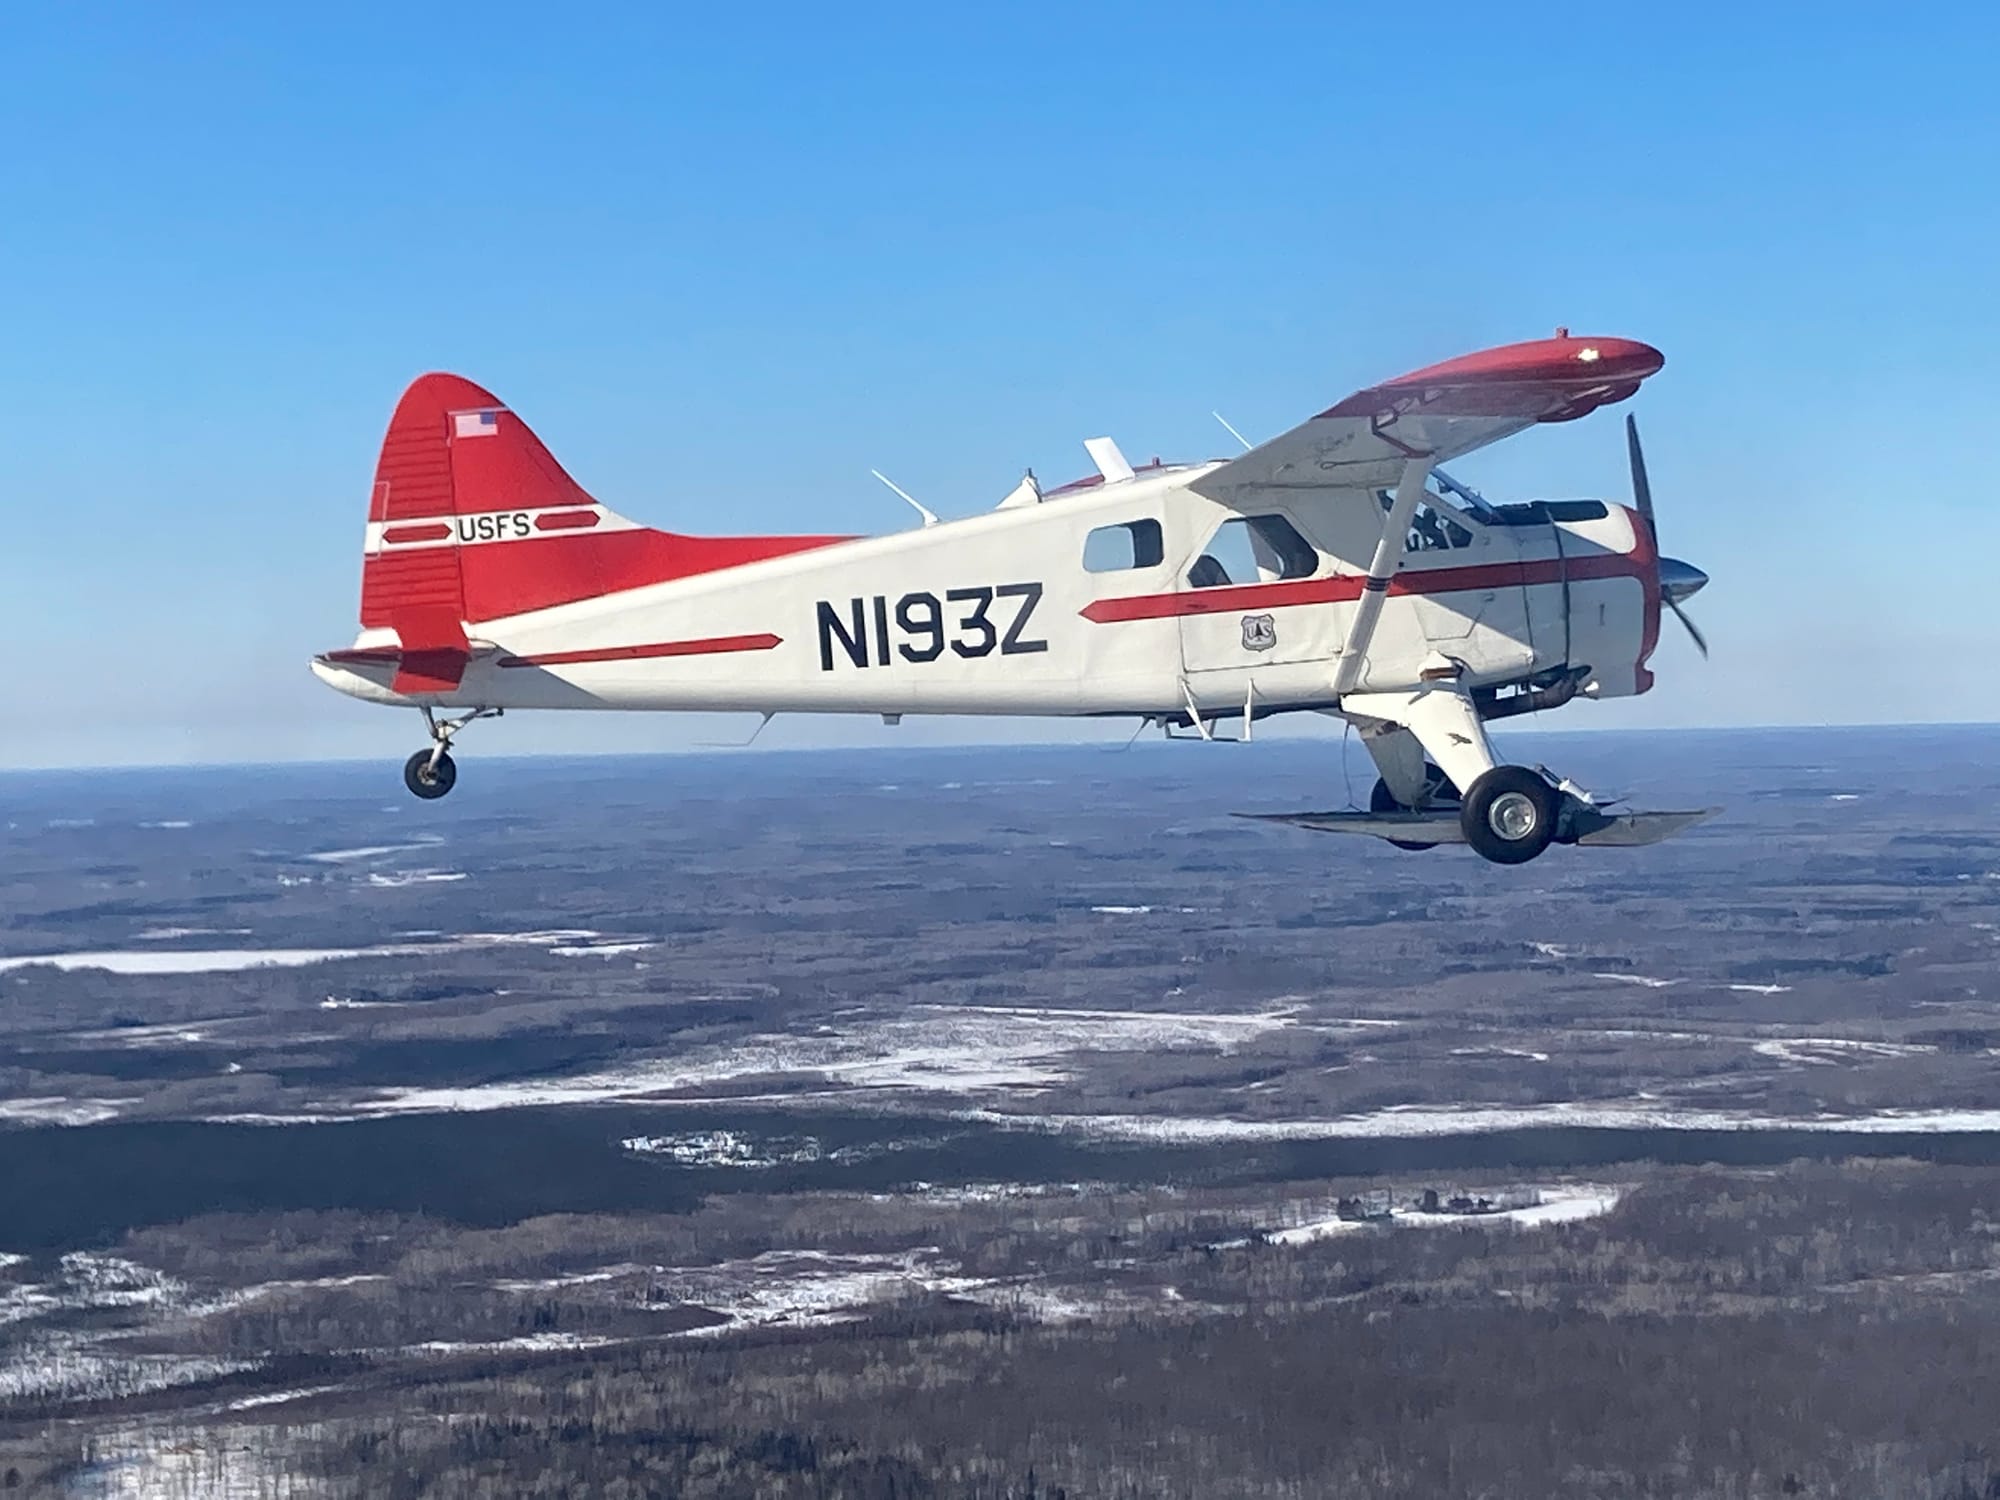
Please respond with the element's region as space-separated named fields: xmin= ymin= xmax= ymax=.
xmin=1191 ymin=333 xmax=1665 ymax=499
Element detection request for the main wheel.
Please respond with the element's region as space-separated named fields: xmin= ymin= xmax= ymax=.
xmin=403 ymin=749 xmax=458 ymax=800
xmin=1370 ymin=762 xmax=1458 ymax=852
xmin=1459 ymin=766 xmax=1559 ymax=865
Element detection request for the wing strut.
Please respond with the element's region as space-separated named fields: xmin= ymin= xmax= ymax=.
xmin=1331 ymin=458 xmax=1430 ymax=697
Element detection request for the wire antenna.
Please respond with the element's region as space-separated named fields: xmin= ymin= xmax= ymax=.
xmin=1212 ymin=412 xmax=1253 ymax=452
xmin=870 ymin=470 xmax=939 ymax=527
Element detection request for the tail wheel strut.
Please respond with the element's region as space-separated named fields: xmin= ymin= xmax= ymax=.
xmin=402 ymin=707 xmax=500 ymax=801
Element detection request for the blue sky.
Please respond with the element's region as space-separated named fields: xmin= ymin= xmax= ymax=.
xmin=4 ymin=2 xmax=1997 ymax=768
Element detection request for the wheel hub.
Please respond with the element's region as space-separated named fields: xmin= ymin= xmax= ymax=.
xmin=1488 ymin=790 xmax=1540 ymax=842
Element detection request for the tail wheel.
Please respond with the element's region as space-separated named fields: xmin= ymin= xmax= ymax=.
xmin=1370 ymin=762 xmax=1458 ymax=852
xmin=403 ymin=749 xmax=458 ymax=801
xmin=1459 ymin=766 xmax=1559 ymax=865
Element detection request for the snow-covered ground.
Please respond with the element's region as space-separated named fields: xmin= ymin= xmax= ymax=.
xmin=622 ymin=1130 xmax=823 ymax=1167
xmin=1264 ymin=1184 xmax=1622 ymax=1245
xmin=0 ymin=1254 xmax=255 ymax=1404
xmin=666 ymin=1248 xmax=986 ymax=1335
xmin=0 ymin=947 xmax=418 ymax=976
xmin=0 ymin=927 xmax=659 ymax=977
xmin=967 ymin=1101 xmax=2000 ymax=1142
xmin=303 ymin=839 xmax=445 ymax=864
xmin=361 ymin=1001 xmax=1329 ymax=1114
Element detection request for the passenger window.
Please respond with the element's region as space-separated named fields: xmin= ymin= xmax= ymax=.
xmin=1083 ymin=519 xmax=1165 ymax=573
xmin=1378 ymin=493 xmax=1474 ymax=552
xmin=1187 ymin=514 xmax=1317 ymax=589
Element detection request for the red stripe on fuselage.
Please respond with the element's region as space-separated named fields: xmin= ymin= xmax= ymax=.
xmin=496 ymin=633 xmax=782 ymax=668
xmin=533 ymin=508 xmax=601 ymax=532
xmin=1079 ymin=551 xmax=1647 ymax=624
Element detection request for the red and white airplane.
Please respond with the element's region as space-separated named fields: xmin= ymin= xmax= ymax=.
xmin=314 ymin=332 xmax=1710 ymax=864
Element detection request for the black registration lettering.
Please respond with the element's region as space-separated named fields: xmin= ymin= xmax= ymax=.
xmin=996 ymin=581 xmax=1047 ymax=655
xmin=896 ymin=592 xmax=944 ymax=662
xmin=815 ymin=582 xmax=1048 ymax=670
xmin=946 ymin=587 xmax=997 ymax=658
xmin=816 ymin=598 xmax=869 ymax=671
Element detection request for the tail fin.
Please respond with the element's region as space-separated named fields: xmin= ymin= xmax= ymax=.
xmin=357 ymin=374 xmax=850 ymax=645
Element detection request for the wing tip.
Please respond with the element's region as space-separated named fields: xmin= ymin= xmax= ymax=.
xmin=1318 ymin=334 xmax=1664 ymax=420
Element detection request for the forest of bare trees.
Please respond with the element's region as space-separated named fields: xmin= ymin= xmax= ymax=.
xmin=8 ymin=1160 xmax=2000 ymax=1497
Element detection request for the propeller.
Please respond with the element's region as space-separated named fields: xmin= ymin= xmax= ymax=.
xmin=1625 ymin=414 xmax=1708 ymax=658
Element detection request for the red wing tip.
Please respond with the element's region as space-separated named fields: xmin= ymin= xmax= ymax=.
xmin=1387 ymin=334 xmax=1664 ymax=390
xmin=1318 ymin=335 xmax=1664 ymax=420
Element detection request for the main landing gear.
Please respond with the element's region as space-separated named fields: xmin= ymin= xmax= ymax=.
xmin=1370 ymin=760 xmax=1458 ymax=852
xmin=402 ymin=707 xmax=500 ymax=801
xmin=1347 ymin=687 xmax=1571 ymax=866
xmin=1456 ymin=765 xmax=1559 ymax=865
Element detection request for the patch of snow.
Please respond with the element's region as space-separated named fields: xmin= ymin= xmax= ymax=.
xmin=0 ymin=1097 xmax=122 ymax=1126
xmin=623 ymin=1130 xmax=822 ymax=1167
xmin=68 ymin=1020 xmax=223 ymax=1045
xmin=965 ymin=1102 xmax=2000 ymax=1143
xmin=1753 ymin=1036 xmax=1934 ymax=1067
xmin=1529 ymin=942 xmax=1579 ymax=959
xmin=0 ymin=946 xmax=425 ymax=976
xmin=365 ymin=870 xmax=469 ymax=888
xmin=138 ymin=820 xmax=194 ymax=829
xmin=1729 ymin=983 xmax=1794 ymax=995
xmin=1263 ymin=1185 xmax=1621 ymax=1244
xmin=304 ymin=838 xmax=445 ymax=864
xmin=134 ymin=926 xmax=252 ymax=942
xmin=1592 ymin=972 xmax=1682 ymax=989
xmin=73 ymin=1418 xmax=299 ymax=1499
xmin=1451 ymin=1045 xmax=1551 ymax=1063
xmin=221 ymin=1383 xmax=343 ymax=1412
xmin=454 ymin=929 xmax=604 ymax=946
xmin=0 ymin=1344 xmax=257 ymax=1405
xmin=551 ymin=941 xmax=659 ymax=958
xmin=665 ymin=1249 xmax=981 ymax=1336
xmin=490 ymin=1265 xmax=646 ymax=1294
xmin=3 ymin=928 xmax=651 ymax=979
xmin=362 ymin=1002 xmax=1315 ymax=1115
xmin=410 ymin=1332 xmax=622 ymax=1355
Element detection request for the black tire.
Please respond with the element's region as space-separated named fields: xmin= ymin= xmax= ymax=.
xmin=403 ymin=749 xmax=457 ymax=800
xmin=1369 ymin=763 xmax=1457 ymax=852
xmin=1459 ymin=766 xmax=1559 ymax=865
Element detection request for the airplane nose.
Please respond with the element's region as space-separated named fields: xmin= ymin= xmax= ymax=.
xmin=1658 ymin=557 xmax=1707 ymax=605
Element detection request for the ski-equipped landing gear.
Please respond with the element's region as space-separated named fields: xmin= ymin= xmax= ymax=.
xmin=1369 ymin=761 xmax=1459 ymax=852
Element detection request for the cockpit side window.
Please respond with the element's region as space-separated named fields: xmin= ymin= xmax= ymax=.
xmin=1187 ymin=514 xmax=1318 ymax=588
xmin=1083 ymin=518 xmax=1165 ymax=573
xmin=1377 ymin=491 xmax=1474 ymax=552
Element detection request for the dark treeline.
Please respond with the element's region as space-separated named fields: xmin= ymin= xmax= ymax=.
xmin=304 ymin=1301 xmax=2000 ymax=1500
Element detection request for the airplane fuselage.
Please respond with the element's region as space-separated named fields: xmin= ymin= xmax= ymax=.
xmin=314 ymin=465 xmax=1659 ymax=723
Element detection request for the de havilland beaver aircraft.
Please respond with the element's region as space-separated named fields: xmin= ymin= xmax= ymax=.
xmin=313 ymin=331 xmax=1712 ymax=865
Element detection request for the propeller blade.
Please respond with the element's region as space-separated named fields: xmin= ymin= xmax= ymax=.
xmin=1666 ymin=597 xmax=1709 ymax=658
xmin=1625 ymin=413 xmax=1656 ymax=542
xmin=1629 ymin=413 xmax=1706 ymax=658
